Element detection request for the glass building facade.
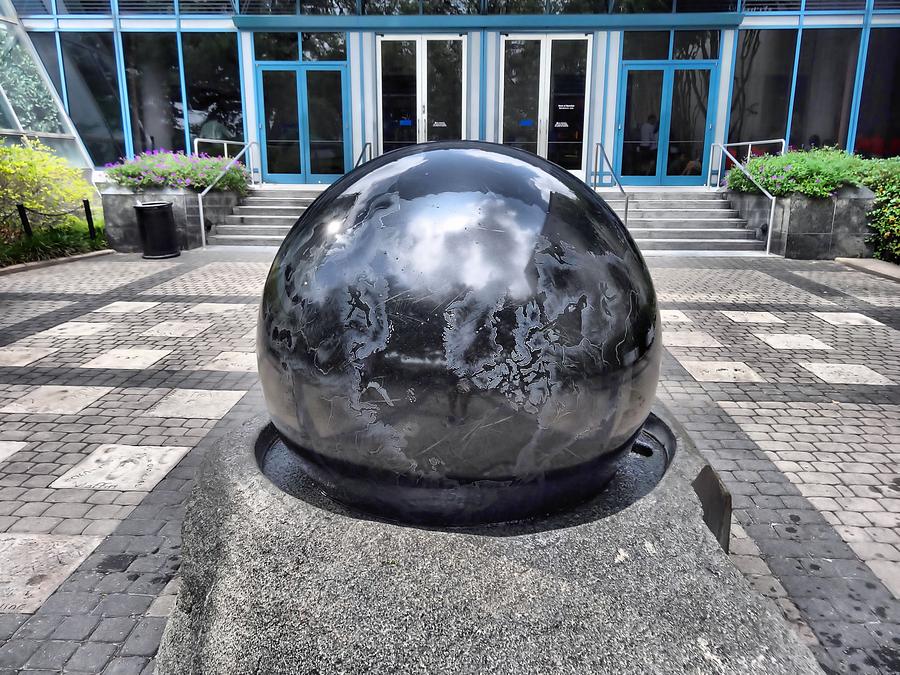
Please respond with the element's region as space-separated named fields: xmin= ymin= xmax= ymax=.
xmin=7 ymin=0 xmax=899 ymax=184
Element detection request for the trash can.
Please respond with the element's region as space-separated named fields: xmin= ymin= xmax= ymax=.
xmin=135 ymin=201 xmax=180 ymax=259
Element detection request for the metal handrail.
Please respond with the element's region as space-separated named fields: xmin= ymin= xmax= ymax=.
xmin=707 ymin=137 xmax=786 ymax=188
xmin=592 ymin=142 xmax=629 ymax=227
xmin=197 ymin=141 xmax=258 ymax=248
xmin=193 ymin=137 xmax=246 ymax=159
xmin=355 ymin=142 xmax=372 ymax=168
xmin=709 ymin=143 xmax=777 ymax=255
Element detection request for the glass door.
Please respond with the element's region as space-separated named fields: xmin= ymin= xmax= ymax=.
xmin=616 ymin=64 xmax=715 ymax=185
xmin=258 ymin=65 xmax=350 ymax=183
xmin=500 ymin=35 xmax=591 ymax=177
xmin=377 ymin=35 xmax=467 ymax=154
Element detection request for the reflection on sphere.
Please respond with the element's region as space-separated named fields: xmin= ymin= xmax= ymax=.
xmin=258 ymin=141 xmax=662 ymax=525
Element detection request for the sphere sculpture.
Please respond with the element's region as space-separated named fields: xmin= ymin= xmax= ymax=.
xmin=258 ymin=141 xmax=662 ymax=525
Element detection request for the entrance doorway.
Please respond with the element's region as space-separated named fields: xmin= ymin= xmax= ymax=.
xmin=377 ymin=35 xmax=467 ymax=154
xmin=499 ymin=34 xmax=592 ymax=178
xmin=257 ymin=65 xmax=350 ymax=183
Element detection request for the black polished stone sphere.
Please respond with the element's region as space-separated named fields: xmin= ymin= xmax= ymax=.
xmin=258 ymin=141 xmax=662 ymax=525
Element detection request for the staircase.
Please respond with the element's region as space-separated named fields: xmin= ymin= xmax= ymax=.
xmin=598 ymin=189 xmax=764 ymax=254
xmin=208 ymin=186 xmax=322 ymax=246
xmin=211 ymin=186 xmax=763 ymax=254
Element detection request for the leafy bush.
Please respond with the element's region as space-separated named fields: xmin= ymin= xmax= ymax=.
xmin=106 ymin=151 xmax=251 ymax=196
xmin=726 ymin=148 xmax=900 ymax=262
xmin=861 ymin=158 xmax=900 ymax=264
xmin=0 ymin=217 xmax=107 ymax=268
xmin=725 ymin=148 xmax=867 ymax=198
xmin=0 ymin=138 xmax=93 ymax=243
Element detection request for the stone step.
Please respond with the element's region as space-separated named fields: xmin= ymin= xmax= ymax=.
xmin=628 ymin=218 xmax=748 ymax=228
xmin=216 ymin=224 xmax=293 ymax=236
xmin=597 ymin=190 xmax=725 ymax=201
xmin=617 ymin=209 xmax=740 ymax=219
xmin=605 ymin=199 xmax=732 ymax=210
xmin=234 ymin=206 xmax=308 ymax=217
xmin=243 ymin=197 xmax=315 ymax=207
xmin=209 ymin=234 xmax=286 ymax=246
xmin=628 ymin=228 xmax=757 ymax=240
xmin=249 ymin=188 xmax=323 ymax=199
xmin=634 ymin=238 xmax=765 ymax=251
xmin=225 ymin=215 xmax=299 ymax=226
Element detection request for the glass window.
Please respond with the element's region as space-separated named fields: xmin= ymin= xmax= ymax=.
xmin=306 ymin=70 xmax=345 ymax=173
xmin=239 ymin=0 xmax=296 ymax=11
xmin=363 ymin=0 xmax=419 ymax=13
xmin=549 ymin=0 xmax=608 ymax=11
xmin=855 ymin=28 xmax=900 ymax=158
xmin=426 ymin=39 xmax=463 ymax=141
xmin=122 ymin=32 xmax=185 ymax=153
xmin=11 ymin=0 xmax=52 ymax=14
xmin=547 ymin=39 xmax=588 ymax=170
xmin=380 ymin=40 xmax=418 ymax=152
xmin=805 ymin=0 xmax=864 ymax=8
xmin=675 ymin=0 xmax=736 ymax=10
xmin=302 ymin=32 xmax=346 ymax=60
xmin=28 ymin=33 xmax=62 ymax=96
xmin=55 ymin=0 xmax=112 ymax=13
xmin=486 ymin=0 xmax=545 ymax=13
xmin=255 ymin=32 xmax=299 ymax=60
xmin=673 ymin=30 xmax=718 ymax=59
xmin=502 ymin=39 xmax=541 ymax=154
xmin=727 ymin=29 xmax=796 ymax=148
xmin=0 ymin=23 xmax=65 ymax=134
xmin=299 ymin=0 xmax=356 ymax=13
xmin=60 ymin=32 xmax=125 ymax=166
xmin=422 ymin=0 xmax=479 ymax=12
xmin=790 ymin=28 xmax=860 ymax=150
xmin=0 ymin=92 xmax=16 ymax=129
xmin=622 ymin=31 xmax=669 ymax=60
xmin=182 ymin=33 xmax=243 ymax=155
xmin=614 ymin=0 xmax=673 ymax=12
xmin=1 ymin=0 xmax=16 ymax=17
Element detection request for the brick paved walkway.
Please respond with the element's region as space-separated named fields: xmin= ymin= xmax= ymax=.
xmin=0 ymin=249 xmax=897 ymax=674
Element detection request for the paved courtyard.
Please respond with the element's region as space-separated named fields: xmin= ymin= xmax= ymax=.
xmin=0 ymin=248 xmax=897 ymax=674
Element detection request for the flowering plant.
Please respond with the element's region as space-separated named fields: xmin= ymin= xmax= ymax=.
xmin=725 ymin=148 xmax=869 ymax=199
xmin=105 ymin=150 xmax=251 ymax=196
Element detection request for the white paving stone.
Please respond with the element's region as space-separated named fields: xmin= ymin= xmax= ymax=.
xmin=95 ymin=301 xmax=160 ymax=314
xmin=811 ymin=312 xmax=885 ymax=327
xmin=0 ymin=441 xmax=27 ymax=463
xmin=720 ymin=311 xmax=785 ymax=324
xmin=0 ymin=346 xmax=57 ymax=367
xmin=867 ymin=560 xmax=900 ymax=600
xmin=0 ymin=534 xmax=103 ymax=613
xmin=80 ymin=348 xmax=172 ymax=370
xmin=141 ymin=320 xmax=212 ymax=338
xmin=660 ymin=310 xmax=691 ymax=323
xmin=664 ymin=331 xmax=722 ymax=348
xmin=36 ymin=322 xmax=112 ymax=338
xmin=51 ymin=444 xmax=191 ymax=491
xmin=146 ymin=388 xmax=245 ymax=419
xmin=677 ymin=359 xmax=765 ymax=383
xmin=184 ymin=302 xmax=246 ymax=315
xmin=799 ymin=362 xmax=894 ymax=385
xmin=200 ymin=351 xmax=257 ymax=372
xmin=0 ymin=385 xmax=112 ymax=414
xmin=754 ymin=333 xmax=834 ymax=350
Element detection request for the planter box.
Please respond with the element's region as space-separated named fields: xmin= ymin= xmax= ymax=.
xmin=98 ymin=184 xmax=239 ymax=253
xmin=727 ymin=186 xmax=874 ymax=260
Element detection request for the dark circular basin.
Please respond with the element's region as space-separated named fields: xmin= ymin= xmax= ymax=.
xmin=257 ymin=141 xmax=662 ymax=525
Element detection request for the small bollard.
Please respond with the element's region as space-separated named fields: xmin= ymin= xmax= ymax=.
xmin=16 ymin=204 xmax=32 ymax=238
xmin=83 ymin=199 xmax=96 ymax=239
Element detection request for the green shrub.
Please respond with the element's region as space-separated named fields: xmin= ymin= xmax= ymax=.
xmin=725 ymin=148 xmax=867 ymax=199
xmin=106 ymin=151 xmax=251 ymax=196
xmin=861 ymin=158 xmax=900 ymax=264
xmin=0 ymin=138 xmax=93 ymax=243
xmin=0 ymin=217 xmax=107 ymax=268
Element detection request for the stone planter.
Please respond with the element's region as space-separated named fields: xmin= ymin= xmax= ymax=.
xmin=727 ymin=186 xmax=874 ymax=260
xmin=98 ymin=184 xmax=239 ymax=253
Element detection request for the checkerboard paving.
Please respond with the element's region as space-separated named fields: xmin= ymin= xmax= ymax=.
xmin=0 ymin=250 xmax=897 ymax=674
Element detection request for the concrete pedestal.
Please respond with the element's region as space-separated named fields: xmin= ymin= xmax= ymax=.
xmin=157 ymin=410 xmax=821 ymax=674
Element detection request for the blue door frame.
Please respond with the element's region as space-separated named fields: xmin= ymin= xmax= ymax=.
xmin=255 ymin=63 xmax=352 ymax=184
xmin=615 ymin=61 xmax=718 ymax=186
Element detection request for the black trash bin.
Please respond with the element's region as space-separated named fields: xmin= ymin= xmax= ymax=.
xmin=135 ymin=201 xmax=180 ymax=259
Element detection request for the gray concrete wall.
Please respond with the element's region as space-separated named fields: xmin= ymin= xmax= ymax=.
xmin=726 ymin=187 xmax=874 ymax=260
xmin=98 ymin=184 xmax=238 ymax=253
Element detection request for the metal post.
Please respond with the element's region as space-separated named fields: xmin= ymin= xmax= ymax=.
xmin=198 ymin=193 xmax=206 ymax=248
xmin=16 ymin=205 xmax=32 ymax=238
xmin=83 ymin=200 xmax=96 ymax=240
xmin=766 ymin=196 xmax=776 ymax=256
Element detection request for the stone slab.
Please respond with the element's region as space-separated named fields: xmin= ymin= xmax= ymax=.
xmin=754 ymin=333 xmax=833 ymax=350
xmin=664 ymin=330 xmax=722 ymax=348
xmin=199 ymin=352 xmax=257 ymax=372
xmin=0 ymin=386 xmax=113 ymax=415
xmin=141 ymin=321 xmax=212 ymax=338
xmin=811 ymin=312 xmax=885 ymax=327
xmin=145 ymin=389 xmax=245 ymax=419
xmin=37 ymin=322 xmax=112 ymax=338
xmin=660 ymin=310 xmax=692 ymax=323
xmin=0 ymin=534 xmax=103 ymax=613
xmin=0 ymin=347 xmax=57 ymax=367
xmin=96 ymin=301 xmax=160 ymax=314
xmin=0 ymin=440 xmax=27 ymax=463
xmin=799 ymin=362 xmax=893 ymax=386
xmin=51 ymin=444 xmax=191 ymax=491
xmin=183 ymin=303 xmax=247 ymax=315
xmin=157 ymin=412 xmax=822 ymax=674
xmin=721 ymin=311 xmax=785 ymax=324
xmin=677 ymin=359 xmax=765 ymax=383
xmin=80 ymin=349 xmax=171 ymax=370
